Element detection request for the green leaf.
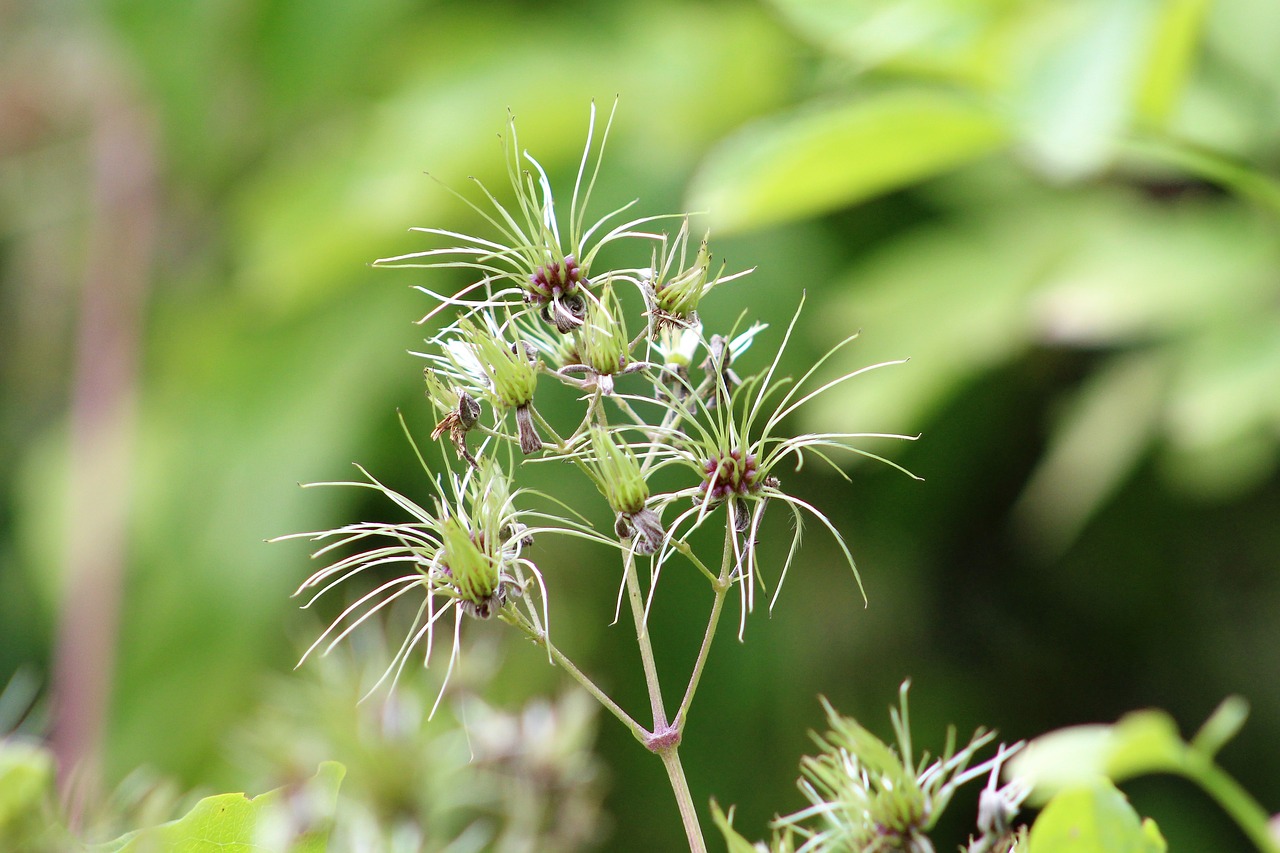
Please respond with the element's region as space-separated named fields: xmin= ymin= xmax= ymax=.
xmin=1013 ymin=0 xmax=1155 ymax=181
xmin=1134 ymin=0 xmax=1212 ymax=125
xmin=711 ymin=800 xmax=763 ymax=853
xmin=1009 ymin=711 xmax=1183 ymax=803
xmin=1141 ymin=818 xmax=1168 ymax=851
xmin=0 ymin=739 xmax=61 ymax=849
xmin=0 ymin=740 xmax=53 ymax=831
xmin=1105 ymin=710 xmax=1184 ymax=780
xmin=1164 ymin=320 xmax=1280 ymax=497
xmin=92 ymin=762 xmax=344 ymax=853
xmin=687 ymin=90 xmax=1008 ymax=233
xmin=1007 ymin=725 xmax=1115 ymax=801
xmin=804 ymin=186 xmax=1279 ymax=442
xmin=1028 ymin=779 xmax=1166 ymax=853
xmin=1190 ymin=696 xmax=1250 ymax=758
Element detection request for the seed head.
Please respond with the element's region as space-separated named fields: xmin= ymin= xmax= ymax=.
xmin=645 ymin=218 xmax=750 ymax=331
xmin=576 ymin=284 xmax=630 ymax=378
xmin=589 ymin=427 xmax=648 ymax=516
xmin=652 ymin=231 xmax=712 ymax=323
xmin=457 ymin=318 xmax=539 ymax=410
xmin=440 ymin=516 xmax=501 ymax=609
xmin=699 ymin=448 xmax=760 ymax=500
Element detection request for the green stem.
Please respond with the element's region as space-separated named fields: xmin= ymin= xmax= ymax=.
xmin=621 ymin=549 xmax=708 ymax=851
xmin=548 ymin=638 xmax=647 ymax=744
xmin=531 ymin=408 xmax=609 ymax=493
xmin=503 ymin=608 xmax=647 ymax=744
xmin=1184 ymin=755 xmax=1280 ymax=853
xmin=675 ymin=524 xmax=735 ymax=729
xmin=610 ymin=393 xmax=650 ymax=429
xmin=623 ymin=549 xmax=668 ymax=729
xmin=659 ymin=745 xmax=707 ymax=853
xmin=539 ymin=383 xmax=710 ymax=849
xmin=674 ymin=538 xmax=718 ymax=585
xmin=530 ymin=408 xmax=568 ymax=449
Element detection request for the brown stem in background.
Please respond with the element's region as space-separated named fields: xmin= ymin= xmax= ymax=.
xmin=50 ymin=64 xmax=157 ymax=825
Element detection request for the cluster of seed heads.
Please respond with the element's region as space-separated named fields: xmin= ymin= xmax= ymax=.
xmin=700 ymin=449 xmax=761 ymax=500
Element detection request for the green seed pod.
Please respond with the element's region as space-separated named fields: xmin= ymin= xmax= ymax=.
xmin=654 ymin=230 xmax=712 ymax=321
xmin=441 ymin=516 xmax=499 ymax=604
xmin=576 ymin=285 xmax=630 ymax=377
xmin=589 ymin=427 xmax=648 ymax=516
xmin=423 ymin=369 xmax=459 ymax=416
xmin=459 ymin=319 xmax=539 ymax=410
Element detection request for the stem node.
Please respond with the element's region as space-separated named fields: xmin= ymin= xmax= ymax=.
xmin=645 ymin=724 xmax=682 ymax=753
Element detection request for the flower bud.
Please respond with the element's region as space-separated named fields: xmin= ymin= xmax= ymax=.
xmin=526 ymin=254 xmax=590 ymax=333
xmin=698 ymin=448 xmax=760 ymax=501
xmin=527 ymin=253 xmax=584 ymax=304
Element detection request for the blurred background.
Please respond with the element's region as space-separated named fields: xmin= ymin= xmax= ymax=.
xmin=3 ymin=0 xmax=1279 ymax=849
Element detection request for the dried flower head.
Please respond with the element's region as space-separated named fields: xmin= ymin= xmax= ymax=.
xmin=424 ymin=369 xmax=481 ymax=466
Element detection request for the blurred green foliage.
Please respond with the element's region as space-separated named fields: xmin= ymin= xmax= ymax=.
xmin=91 ymin=762 xmax=343 ymax=853
xmin=0 ymin=737 xmax=342 ymax=853
xmin=1026 ymin=780 xmax=1167 ymax=853
xmin=3 ymin=0 xmax=1280 ymax=850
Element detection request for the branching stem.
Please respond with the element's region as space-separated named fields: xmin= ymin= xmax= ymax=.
xmin=1184 ymin=753 xmax=1280 ymax=853
xmin=503 ymin=607 xmax=647 ymax=744
xmin=676 ymin=523 xmax=735 ymax=730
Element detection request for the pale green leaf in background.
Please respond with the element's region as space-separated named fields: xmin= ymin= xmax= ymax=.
xmin=687 ymin=89 xmax=1008 ymax=233
xmin=1133 ymin=0 xmax=1213 ymax=125
xmin=1027 ymin=779 xmax=1166 ymax=853
xmin=1009 ymin=710 xmax=1182 ymax=801
xmin=92 ymin=762 xmax=344 ymax=853
xmin=1012 ymin=0 xmax=1157 ymax=181
xmin=1012 ymin=352 xmax=1169 ymax=558
xmin=0 ymin=739 xmax=57 ymax=846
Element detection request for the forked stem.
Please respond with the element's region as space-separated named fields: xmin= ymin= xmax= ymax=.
xmin=621 ymin=548 xmax=708 ymax=850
